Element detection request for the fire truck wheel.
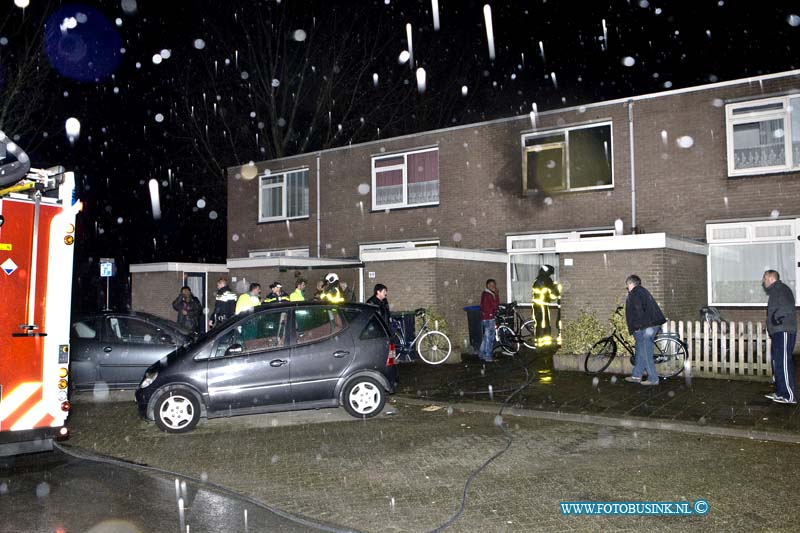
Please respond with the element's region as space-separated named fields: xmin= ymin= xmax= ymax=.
xmin=154 ymin=388 xmax=201 ymax=433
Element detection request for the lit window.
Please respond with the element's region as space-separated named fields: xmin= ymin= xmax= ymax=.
xmin=259 ymin=168 xmax=309 ymax=222
xmin=707 ymin=220 xmax=798 ymax=306
xmin=372 ymin=148 xmax=439 ymax=210
xmin=522 ymin=122 xmax=613 ymax=194
xmin=726 ymin=96 xmax=800 ymax=176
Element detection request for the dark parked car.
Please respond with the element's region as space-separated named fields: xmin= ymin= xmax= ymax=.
xmin=135 ymin=302 xmax=397 ymax=433
xmin=70 ymin=312 xmax=194 ymax=391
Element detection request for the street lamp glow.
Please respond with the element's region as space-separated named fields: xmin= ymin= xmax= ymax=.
xmin=431 ymin=0 xmax=440 ymax=30
xmin=14 ymin=0 xmax=30 ymax=8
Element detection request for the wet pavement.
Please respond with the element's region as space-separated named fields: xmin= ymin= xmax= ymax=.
xmin=396 ymin=349 xmax=800 ymax=442
xmin=1 ymin=447 xmax=324 ymax=533
xmin=3 ymin=350 xmax=800 ymax=532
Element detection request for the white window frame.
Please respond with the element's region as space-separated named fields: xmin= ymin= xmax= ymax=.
xmin=258 ymin=167 xmax=310 ymax=222
xmin=358 ymin=239 xmax=440 ymax=257
xmin=521 ymin=121 xmax=614 ymax=195
xmin=706 ymin=219 xmax=800 ymax=306
xmin=726 ymin=95 xmax=799 ymax=177
xmin=248 ymin=248 xmax=310 ymax=259
xmin=371 ymin=147 xmax=439 ymax=211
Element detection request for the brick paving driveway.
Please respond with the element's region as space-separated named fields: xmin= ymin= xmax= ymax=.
xmin=63 ymin=394 xmax=800 ymax=532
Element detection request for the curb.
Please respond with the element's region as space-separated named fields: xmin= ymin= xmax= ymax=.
xmin=393 ymin=395 xmax=800 ymax=445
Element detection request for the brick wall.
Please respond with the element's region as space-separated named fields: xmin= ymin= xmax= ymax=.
xmin=363 ymin=257 xmax=505 ymax=359
xmin=228 ymin=74 xmax=800 ymax=261
xmin=132 ymin=271 xmax=189 ymax=322
xmin=132 ymin=269 xmax=229 ymax=325
xmin=560 ymin=248 xmax=706 ymax=327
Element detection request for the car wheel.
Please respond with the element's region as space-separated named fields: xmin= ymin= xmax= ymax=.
xmin=154 ymin=388 xmax=201 ymax=433
xmin=342 ymin=377 xmax=386 ymax=418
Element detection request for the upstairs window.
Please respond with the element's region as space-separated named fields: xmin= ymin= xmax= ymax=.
xmin=259 ymin=168 xmax=309 ymax=222
xmin=726 ymin=96 xmax=800 ymax=176
xmin=372 ymin=147 xmax=439 ymax=210
xmin=522 ymin=122 xmax=613 ymax=195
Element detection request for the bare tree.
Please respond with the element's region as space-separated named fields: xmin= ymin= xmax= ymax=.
xmin=0 ymin=4 xmax=55 ymax=147
xmin=171 ymin=1 xmax=482 ymax=177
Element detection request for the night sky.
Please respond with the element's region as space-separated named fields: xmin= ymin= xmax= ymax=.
xmin=0 ymin=0 xmax=798 ymax=311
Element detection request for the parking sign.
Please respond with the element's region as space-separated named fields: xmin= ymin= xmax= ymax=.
xmin=100 ymin=258 xmax=115 ymax=277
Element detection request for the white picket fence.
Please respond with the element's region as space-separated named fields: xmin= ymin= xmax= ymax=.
xmin=662 ymin=320 xmax=772 ymax=381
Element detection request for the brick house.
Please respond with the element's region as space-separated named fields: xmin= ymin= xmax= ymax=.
xmin=133 ymin=70 xmax=800 ymax=355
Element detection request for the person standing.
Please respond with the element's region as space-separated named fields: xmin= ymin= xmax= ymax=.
xmin=763 ymin=270 xmax=797 ymax=404
xmin=479 ymin=279 xmax=500 ymax=363
xmin=624 ymin=275 xmax=666 ymax=386
xmin=209 ymin=277 xmax=237 ymax=328
xmin=531 ymin=265 xmax=562 ymax=348
xmin=235 ymin=282 xmax=262 ymax=314
xmin=320 ymin=273 xmax=345 ymax=303
xmin=289 ymin=279 xmax=307 ymax=301
xmin=366 ymin=283 xmax=390 ymax=323
xmin=264 ymin=282 xmax=288 ymax=303
xmin=172 ymin=286 xmax=202 ymax=334
xmin=340 ymin=281 xmax=355 ymax=303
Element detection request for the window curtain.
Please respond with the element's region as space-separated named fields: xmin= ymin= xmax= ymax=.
xmin=407 ymin=151 xmax=439 ymax=204
xmin=509 ymin=253 xmax=559 ymax=303
xmin=710 ymin=242 xmax=794 ymax=304
xmin=286 ymin=170 xmax=309 ymax=217
xmin=733 ymin=118 xmax=785 ymax=169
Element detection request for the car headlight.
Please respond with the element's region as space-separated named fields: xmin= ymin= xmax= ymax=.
xmin=140 ymin=369 xmax=158 ymax=389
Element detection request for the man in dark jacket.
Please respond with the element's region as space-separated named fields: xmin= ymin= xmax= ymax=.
xmin=209 ymin=277 xmax=237 ymax=328
xmin=763 ymin=270 xmax=797 ymax=404
xmin=366 ymin=283 xmax=390 ymax=324
xmin=624 ymin=274 xmax=666 ymax=386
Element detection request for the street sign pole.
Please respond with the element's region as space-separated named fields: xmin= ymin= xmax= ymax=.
xmin=100 ymin=258 xmax=115 ymax=311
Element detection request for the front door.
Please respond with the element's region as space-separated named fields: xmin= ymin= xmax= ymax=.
xmin=206 ymin=309 xmax=292 ymax=414
xmin=290 ymin=306 xmax=354 ymax=403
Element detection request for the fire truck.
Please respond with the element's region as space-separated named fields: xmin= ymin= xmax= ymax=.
xmin=0 ymin=131 xmax=80 ymax=456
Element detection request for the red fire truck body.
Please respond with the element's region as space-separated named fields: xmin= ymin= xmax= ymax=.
xmin=0 ymin=151 xmax=78 ymax=455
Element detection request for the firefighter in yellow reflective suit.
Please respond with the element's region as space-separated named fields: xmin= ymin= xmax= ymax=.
xmin=320 ymin=272 xmax=345 ymax=304
xmin=531 ymin=265 xmax=562 ymax=348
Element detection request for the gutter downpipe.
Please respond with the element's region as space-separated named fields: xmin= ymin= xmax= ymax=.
xmin=628 ymin=99 xmax=636 ymax=233
xmin=316 ymin=154 xmax=321 ymax=258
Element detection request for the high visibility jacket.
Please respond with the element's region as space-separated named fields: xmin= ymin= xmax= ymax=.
xmin=320 ymin=287 xmax=345 ymax=304
xmin=289 ymin=288 xmax=305 ymax=301
xmin=235 ymin=293 xmax=260 ymax=314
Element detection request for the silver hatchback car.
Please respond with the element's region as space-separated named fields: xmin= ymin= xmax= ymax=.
xmin=135 ymin=302 xmax=397 ymax=433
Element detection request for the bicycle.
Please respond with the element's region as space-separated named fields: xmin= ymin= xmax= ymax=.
xmin=494 ymin=301 xmax=537 ymax=355
xmin=584 ymin=306 xmax=688 ymax=378
xmin=389 ymin=308 xmax=452 ymax=365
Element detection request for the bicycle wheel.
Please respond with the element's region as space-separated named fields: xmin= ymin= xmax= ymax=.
xmin=417 ymin=330 xmax=452 ymax=365
xmin=497 ymin=325 xmax=519 ymax=355
xmin=653 ymin=336 xmax=688 ymax=378
xmin=520 ymin=319 xmax=536 ymax=350
xmin=584 ymin=338 xmax=617 ymax=374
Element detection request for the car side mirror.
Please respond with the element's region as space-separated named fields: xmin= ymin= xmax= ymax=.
xmin=225 ymin=343 xmax=244 ymax=355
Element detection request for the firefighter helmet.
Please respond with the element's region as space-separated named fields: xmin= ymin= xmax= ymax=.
xmin=325 ymin=272 xmax=339 ymax=284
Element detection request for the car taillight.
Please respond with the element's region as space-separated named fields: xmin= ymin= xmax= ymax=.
xmin=387 ymin=344 xmax=396 ymax=367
